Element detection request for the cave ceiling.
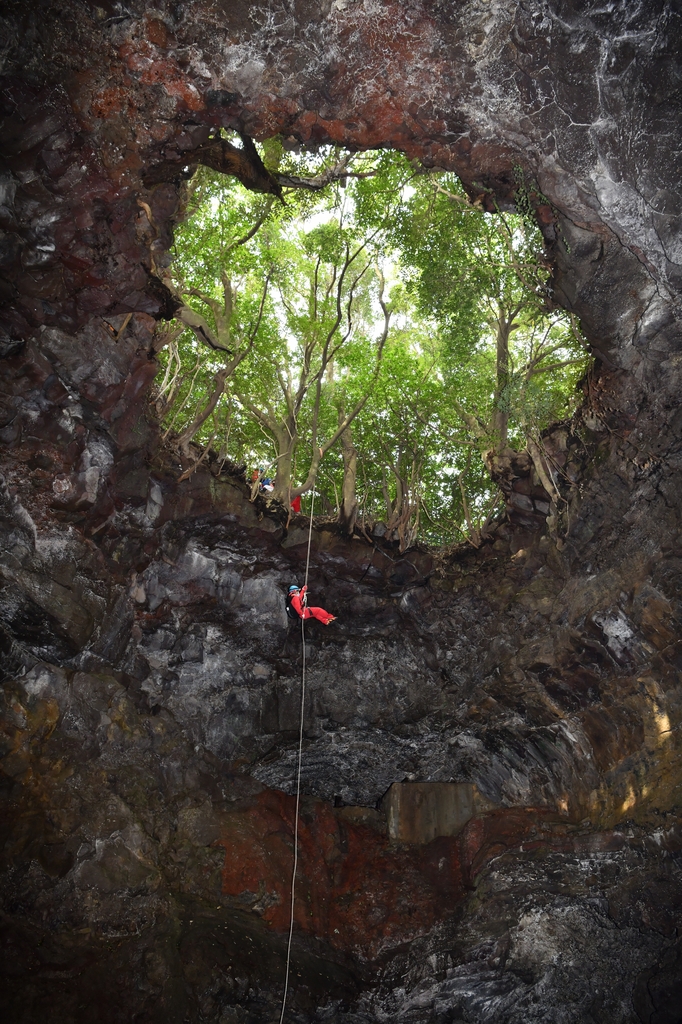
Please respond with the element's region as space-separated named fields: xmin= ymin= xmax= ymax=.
xmin=1 ymin=2 xmax=682 ymax=1023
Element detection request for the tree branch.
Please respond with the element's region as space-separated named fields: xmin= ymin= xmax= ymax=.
xmin=526 ymin=436 xmax=561 ymax=503
xmin=224 ymin=197 xmax=276 ymax=258
xmin=526 ymin=356 xmax=586 ymax=379
xmin=174 ymin=304 xmax=231 ymax=353
xmin=143 ymin=134 xmax=283 ymax=197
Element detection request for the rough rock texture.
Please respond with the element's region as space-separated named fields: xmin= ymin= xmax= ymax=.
xmin=1 ymin=2 xmax=682 ymax=1023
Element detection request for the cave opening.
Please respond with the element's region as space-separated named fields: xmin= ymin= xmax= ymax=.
xmin=153 ymin=134 xmax=591 ymax=551
xmin=1 ymin=2 xmax=682 ymax=1023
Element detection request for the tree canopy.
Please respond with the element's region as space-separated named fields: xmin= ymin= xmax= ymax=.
xmin=153 ymin=138 xmax=590 ymax=548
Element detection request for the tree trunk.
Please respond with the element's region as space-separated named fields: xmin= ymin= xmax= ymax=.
xmin=385 ymin=466 xmax=406 ymax=541
xmin=493 ymin=315 xmax=511 ymax=448
xmin=338 ymin=414 xmax=358 ymax=534
xmin=271 ymin=417 xmax=296 ymax=503
xmin=177 ymin=367 xmax=228 ymax=459
xmin=382 ymin=466 xmax=394 ymax=523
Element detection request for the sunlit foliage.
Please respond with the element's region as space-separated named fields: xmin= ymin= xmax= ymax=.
xmin=154 ymin=141 xmax=590 ymax=548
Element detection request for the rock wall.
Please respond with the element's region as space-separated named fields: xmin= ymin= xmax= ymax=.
xmin=1 ymin=2 xmax=682 ymax=1023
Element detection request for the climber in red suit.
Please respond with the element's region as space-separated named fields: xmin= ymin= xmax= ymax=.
xmin=287 ymin=585 xmax=336 ymax=625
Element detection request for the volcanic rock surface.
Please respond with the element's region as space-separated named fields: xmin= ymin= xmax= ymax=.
xmin=1 ymin=2 xmax=682 ymax=1022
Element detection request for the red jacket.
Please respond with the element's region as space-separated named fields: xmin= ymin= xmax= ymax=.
xmin=290 ymin=586 xmax=335 ymax=625
xmin=290 ymin=586 xmax=307 ymax=617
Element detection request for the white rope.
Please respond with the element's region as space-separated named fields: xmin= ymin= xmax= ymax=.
xmin=279 ymin=486 xmax=315 ymax=1024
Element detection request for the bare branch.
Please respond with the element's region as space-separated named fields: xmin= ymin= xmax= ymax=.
xmin=162 ymin=350 xmax=202 ymax=440
xmin=526 ymin=436 xmax=561 ymax=503
xmin=457 ymin=452 xmax=480 ymax=548
xmin=568 ymin=312 xmax=590 ymax=351
xmin=276 ymin=153 xmax=377 ymax=192
xmin=176 ymin=368 xmax=229 ymax=458
xmin=432 ymin=180 xmax=484 ymax=210
xmin=143 ymin=133 xmax=283 ymax=197
xmin=174 ymin=304 xmax=231 ymax=353
xmin=186 ymin=286 xmax=222 ymax=321
xmin=245 ymin=273 xmax=271 ymax=345
xmin=224 ymin=197 xmax=276 ymax=258
xmin=526 ymin=356 xmax=586 ymax=379
xmin=234 ymin=391 xmax=278 ymax=435
xmin=452 ymin=398 xmax=489 ymax=439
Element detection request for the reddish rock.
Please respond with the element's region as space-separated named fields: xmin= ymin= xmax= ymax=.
xmin=216 ymin=793 xmax=585 ymax=958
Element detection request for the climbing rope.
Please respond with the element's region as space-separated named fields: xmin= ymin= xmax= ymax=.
xmin=279 ymin=486 xmax=315 ymax=1024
